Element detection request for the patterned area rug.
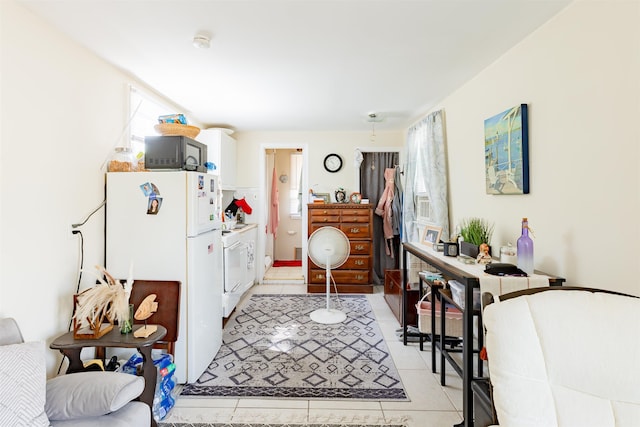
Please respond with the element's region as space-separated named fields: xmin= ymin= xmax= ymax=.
xmin=161 ymin=424 xmax=406 ymax=427
xmin=181 ymin=294 xmax=407 ymax=400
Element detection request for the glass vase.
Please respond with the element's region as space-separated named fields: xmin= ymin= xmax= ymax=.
xmin=120 ymin=304 xmax=134 ymax=334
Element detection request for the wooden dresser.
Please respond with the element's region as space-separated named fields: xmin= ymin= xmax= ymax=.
xmin=307 ymin=203 xmax=373 ymax=294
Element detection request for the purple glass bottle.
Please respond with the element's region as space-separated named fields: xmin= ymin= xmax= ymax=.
xmin=517 ymin=217 xmax=534 ymax=275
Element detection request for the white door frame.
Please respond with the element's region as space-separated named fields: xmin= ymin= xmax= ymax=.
xmin=353 ymin=146 xmax=403 ymax=191
xmin=258 ymin=143 xmax=309 ymax=284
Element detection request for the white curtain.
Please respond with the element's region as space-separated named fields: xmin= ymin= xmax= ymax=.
xmin=402 ymin=109 xmax=450 ymax=242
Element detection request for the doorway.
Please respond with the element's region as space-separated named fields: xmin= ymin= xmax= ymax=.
xmin=357 ymin=149 xmax=401 ymax=285
xmin=258 ymin=144 xmax=309 ymax=284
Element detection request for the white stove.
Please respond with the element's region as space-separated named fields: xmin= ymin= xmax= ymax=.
xmin=221 ymin=224 xmax=256 ymax=317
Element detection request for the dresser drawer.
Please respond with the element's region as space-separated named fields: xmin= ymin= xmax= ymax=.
xmin=310 ymin=215 xmax=340 ymax=224
xmin=341 ymin=215 xmax=370 ymax=223
xmin=309 ymin=269 xmax=370 ymax=285
xmin=340 ymin=223 xmax=370 ymax=239
xmin=310 ymin=208 xmax=341 ymax=216
xmin=340 ymin=209 xmax=369 ymax=216
xmin=338 ymin=256 xmax=370 ymax=270
xmin=350 ymin=241 xmax=371 ymax=255
xmin=309 ymin=223 xmax=339 ymax=234
xmin=309 ymin=256 xmax=368 ymax=270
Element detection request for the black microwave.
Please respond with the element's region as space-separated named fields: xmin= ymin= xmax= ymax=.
xmin=144 ymin=135 xmax=207 ymax=172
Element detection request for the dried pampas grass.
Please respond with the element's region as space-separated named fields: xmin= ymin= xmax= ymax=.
xmin=73 ymin=265 xmax=132 ymax=329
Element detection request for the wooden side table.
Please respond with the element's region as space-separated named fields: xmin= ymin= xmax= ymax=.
xmin=383 ymin=269 xmax=419 ymax=326
xmin=51 ymin=325 xmax=167 ymax=427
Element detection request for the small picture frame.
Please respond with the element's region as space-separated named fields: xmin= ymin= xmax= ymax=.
xmin=421 ymin=225 xmax=442 ymax=248
xmin=315 ymin=193 xmax=330 ymax=204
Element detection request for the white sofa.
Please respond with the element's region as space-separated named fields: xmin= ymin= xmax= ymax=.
xmin=482 ymin=288 xmax=640 ymax=427
xmin=0 ymin=318 xmax=150 ymax=426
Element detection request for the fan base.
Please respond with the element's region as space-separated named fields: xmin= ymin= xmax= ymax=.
xmin=310 ymin=308 xmax=347 ymax=324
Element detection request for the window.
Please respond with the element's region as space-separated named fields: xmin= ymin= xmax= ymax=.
xmin=289 ymin=152 xmax=303 ymax=217
xmin=128 ymin=86 xmax=175 ymax=155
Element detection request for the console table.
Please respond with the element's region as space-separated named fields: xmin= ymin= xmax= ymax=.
xmin=402 ymin=242 xmax=564 ymax=427
xmin=51 ymin=325 xmax=167 ymax=427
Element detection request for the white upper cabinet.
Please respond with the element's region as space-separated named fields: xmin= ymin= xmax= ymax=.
xmin=197 ymin=128 xmax=237 ymax=189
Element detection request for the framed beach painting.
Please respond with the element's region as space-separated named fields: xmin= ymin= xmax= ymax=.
xmin=484 ymin=104 xmax=529 ymax=194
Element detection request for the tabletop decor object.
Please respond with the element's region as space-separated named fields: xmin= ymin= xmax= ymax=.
xmin=334 ymin=187 xmax=347 ymax=203
xmin=154 ymin=123 xmax=200 ymax=139
xmin=421 ymin=224 xmax=442 ymax=248
xmin=458 ymin=217 xmax=494 ymax=258
xmin=133 ymin=294 xmax=159 ymax=338
xmin=73 ymin=266 xmax=133 ymax=339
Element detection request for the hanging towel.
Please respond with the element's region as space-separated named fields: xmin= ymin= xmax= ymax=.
xmin=375 ymin=168 xmax=396 ymax=258
xmin=269 ymin=166 xmax=280 ymax=237
xmin=234 ymin=197 xmax=253 ymax=214
xmin=247 ymin=241 xmax=255 ymax=269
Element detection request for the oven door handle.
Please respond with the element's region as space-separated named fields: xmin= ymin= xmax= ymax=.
xmin=226 ymin=241 xmax=243 ymax=250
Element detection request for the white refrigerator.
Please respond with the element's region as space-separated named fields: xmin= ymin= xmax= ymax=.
xmin=106 ymin=171 xmax=223 ymax=383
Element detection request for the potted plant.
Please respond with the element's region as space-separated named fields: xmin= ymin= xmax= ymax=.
xmin=458 ymin=217 xmax=494 ymax=258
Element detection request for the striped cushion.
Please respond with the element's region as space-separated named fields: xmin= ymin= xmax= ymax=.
xmin=0 ymin=341 xmax=49 ymax=426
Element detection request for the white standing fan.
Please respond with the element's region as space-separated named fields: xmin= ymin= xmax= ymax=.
xmin=307 ymin=227 xmax=350 ymax=324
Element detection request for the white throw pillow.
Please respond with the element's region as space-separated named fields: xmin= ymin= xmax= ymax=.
xmin=0 ymin=341 xmax=49 ymax=427
xmin=46 ymin=371 xmax=145 ymax=420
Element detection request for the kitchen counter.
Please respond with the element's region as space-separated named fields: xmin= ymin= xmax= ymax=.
xmin=221 ymin=223 xmax=257 ymax=245
xmin=229 ymin=223 xmax=257 ymax=233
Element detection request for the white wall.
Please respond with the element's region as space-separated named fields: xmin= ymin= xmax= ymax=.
xmin=432 ymin=0 xmax=640 ymax=295
xmin=235 ymin=131 xmax=404 ymax=197
xmin=0 ymin=0 xmax=186 ymax=375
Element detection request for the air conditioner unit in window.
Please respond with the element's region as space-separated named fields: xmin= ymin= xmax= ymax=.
xmin=416 ymin=194 xmax=432 ymax=224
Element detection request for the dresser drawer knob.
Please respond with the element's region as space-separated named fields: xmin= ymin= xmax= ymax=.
xmin=356 ymin=275 xmax=364 ymax=280
xmin=350 ymin=227 xmax=360 ymax=233
xmin=355 ymin=260 xmax=364 ymax=266
xmin=355 ymin=245 xmax=364 ymax=250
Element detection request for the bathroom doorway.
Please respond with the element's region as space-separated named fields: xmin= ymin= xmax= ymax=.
xmin=258 ymin=144 xmax=308 ymax=284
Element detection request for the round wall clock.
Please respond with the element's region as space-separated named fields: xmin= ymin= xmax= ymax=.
xmin=323 ymin=153 xmax=343 ymax=173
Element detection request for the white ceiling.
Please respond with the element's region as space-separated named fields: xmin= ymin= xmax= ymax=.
xmin=19 ymin=0 xmax=571 ymax=132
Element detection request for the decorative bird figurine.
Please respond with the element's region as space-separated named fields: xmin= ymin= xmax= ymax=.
xmin=133 ymin=294 xmax=159 ymax=338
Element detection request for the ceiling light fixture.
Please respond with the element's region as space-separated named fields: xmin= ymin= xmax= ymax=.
xmin=366 ymin=112 xmax=384 ymax=123
xmin=193 ymin=34 xmax=211 ymax=49
xmin=366 ymin=113 xmax=383 ymax=143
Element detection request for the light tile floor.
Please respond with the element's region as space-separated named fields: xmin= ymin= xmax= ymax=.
xmin=263 ymin=267 xmax=305 ymax=284
xmin=166 ymin=283 xmax=465 ymax=426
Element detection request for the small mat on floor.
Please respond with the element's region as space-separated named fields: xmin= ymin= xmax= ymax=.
xmin=181 ymin=294 xmax=408 ymax=401
xmin=273 ymin=260 xmax=302 ymax=267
